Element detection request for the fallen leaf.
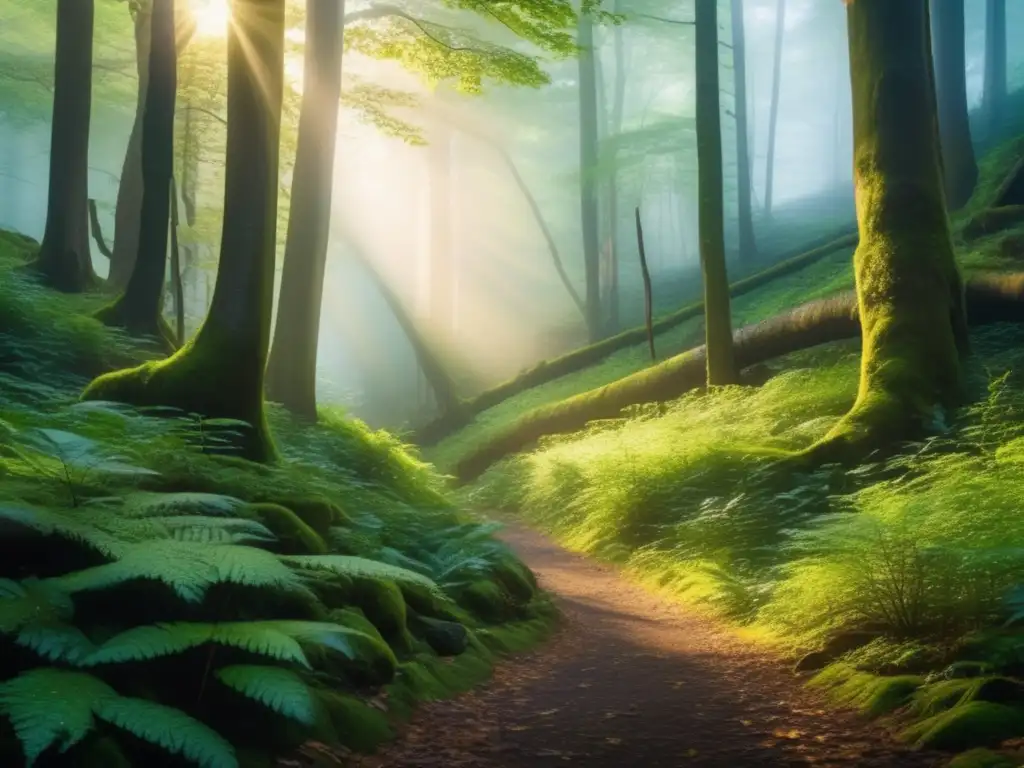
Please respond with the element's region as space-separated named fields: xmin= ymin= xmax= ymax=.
xmin=538 ymin=709 xmax=561 ymax=716
xmin=686 ymin=749 xmax=699 ymax=758
xmin=772 ymin=728 xmax=802 ymax=740
xmin=740 ymin=719 xmax=753 ymax=727
xmin=578 ymin=683 xmax=592 ymax=689
xmin=507 ymin=725 xmax=530 ymax=732
xmin=605 ymin=737 xmax=622 ymax=745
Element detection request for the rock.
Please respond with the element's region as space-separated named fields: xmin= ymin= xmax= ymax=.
xmin=794 ymin=630 xmax=881 ymax=673
xmin=794 ymin=650 xmax=831 ymax=673
xmin=901 ymin=702 xmax=1024 ymax=751
xmin=417 ymin=616 xmax=469 ymax=656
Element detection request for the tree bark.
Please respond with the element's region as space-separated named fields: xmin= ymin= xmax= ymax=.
xmin=730 ymin=0 xmax=756 ymax=262
xmin=763 ymin=0 xmax=785 ymax=220
xmin=265 ymin=0 xmax=345 ymax=420
xmin=817 ymin=0 xmax=968 ymax=457
xmin=695 ymin=0 xmax=737 ymax=385
xmin=982 ymin=0 xmax=1006 ymax=139
xmin=930 ymin=0 xmax=977 ymax=210
xmin=33 ymin=0 xmax=96 ymax=293
xmin=605 ymin=0 xmax=626 ymax=334
xmin=577 ymin=10 xmax=603 ymax=342
xmin=82 ymin=0 xmax=287 ymax=462
xmin=97 ymin=0 xmax=177 ymax=346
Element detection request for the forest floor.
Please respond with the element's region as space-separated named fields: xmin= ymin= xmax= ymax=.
xmin=342 ymin=524 xmax=949 ymax=768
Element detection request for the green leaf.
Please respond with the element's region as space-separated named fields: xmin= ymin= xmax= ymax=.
xmin=281 ymin=554 xmax=445 ymax=598
xmin=0 ymin=578 xmax=73 ymax=634
xmin=112 ymin=491 xmax=247 ymax=518
xmin=216 ymin=665 xmax=317 ymax=724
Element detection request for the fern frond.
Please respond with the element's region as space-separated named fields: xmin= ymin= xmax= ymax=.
xmin=153 ymin=516 xmax=275 ymax=546
xmin=0 ymin=668 xmax=237 ymax=768
xmin=0 ymin=504 xmax=125 ymax=558
xmin=0 ymin=578 xmax=73 ymax=634
xmin=51 ymin=540 xmax=311 ymax=603
xmin=86 ymin=621 xmax=365 ymax=667
xmin=215 ymin=665 xmax=317 ymax=724
xmin=96 ymin=696 xmax=237 ymax=768
xmin=16 ymin=622 xmax=95 ymax=664
xmin=281 ymin=554 xmax=445 ymax=598
xmin=113 ymin=492 xmax=247 ymax=518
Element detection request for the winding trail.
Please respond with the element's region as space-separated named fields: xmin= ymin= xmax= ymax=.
xmin=360 ymin=525 xmax=948 ymax=767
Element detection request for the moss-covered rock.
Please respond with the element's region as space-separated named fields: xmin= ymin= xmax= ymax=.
xmin=302 ymin=568 xmax=355 ymax=608
xmin=901 ymin=702 xmax=1024 ymax=751
xmin=412 ymin=615 xmax=469 ymax=656
xmin=454 ymin=579 xmax=510 ymax=623
xmin=283 ymin=496 xmax=351 ymax=537
xmin=326 ymin=608 xmax=398 ymax=686
xmin=244 ymin=502 xmax=326 ymax=554
xmin=810 ymin=664 xmax=924 ymax=718
xmin=948 ymin=748 xmax=1022 ymax=768
xmin=351 ymin=578 xmax=414 ymax=652
xmin=316 ymin=690 xmax=393 ymax=753
xmin=492 ymin=556 xmax=537 ymax=602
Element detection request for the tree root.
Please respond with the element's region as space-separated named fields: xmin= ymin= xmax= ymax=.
xmin=451 ymin=272 xmax=1024 ymax=483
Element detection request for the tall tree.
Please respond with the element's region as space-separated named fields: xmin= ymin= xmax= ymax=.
xmin=695 ymin=0 xmax=736 ymax=385
xmin=577 ymin=9 xmax=602 ymax=342
xmin=265 ymin=0 xmax=345 ymax=420
xmin=982 ymin=0 xmax=1006 ymax=139
xmin=730 ymin=0 xmax=756 ymax=262
xmin=930 ymin=0 xmax=977 ymax=210
xmin=817 ymin=0 xmax=967 ymax=457
xmin=96 ymin=0 xmax=177 ymax=346
xmin=83 ymin=0 xmax=287 ymax=462
xmin=604 ymin=0 xmax=626 ymax=334
xmin=32 ymin=0 xmax=96 ymax=292
xmin=763 ymin=0 xmax=785 ymax=220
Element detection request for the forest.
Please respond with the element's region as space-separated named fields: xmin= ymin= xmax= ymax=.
xmin=1 ymin=0 xmax=1024 ymax=766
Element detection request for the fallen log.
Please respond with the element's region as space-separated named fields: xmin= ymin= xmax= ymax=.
xmin=415 ymin=226 xmax=859 ymax=446
xmin=451 ymin=272 xmax=1024 ymax=483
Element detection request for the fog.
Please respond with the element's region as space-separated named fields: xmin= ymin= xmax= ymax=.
xmin=1 ymin=0 xmax=1022 ymax=429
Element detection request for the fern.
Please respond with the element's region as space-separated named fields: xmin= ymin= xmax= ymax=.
xmin=215 ymin=665 xmax=317 ymax=724
xmin=51 ymin=540 xmax=312 ymax=603
xmin=0 ymin=578 xmax=73 ymax=633
xmin=0 ymin=503 xmax=126 ymax=558
xmin=281 ymin=554 xmax=445 ymax=598
xmin=0 ymin=668 xmax=236 ymax=768
xmin=85 ymin=620 xmax=366 ymax=667
xmin=16 ymin=622 xmax=95 ymax=664
xmin=110 ymin=491 xmax=247 ymax=518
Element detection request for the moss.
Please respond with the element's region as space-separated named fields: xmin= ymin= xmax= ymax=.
xmin=302 ymin=569 xmax=354 ymax=608
xmin=455 ymin=579 xmax=511 ymax=623
xmin=244 ymin=502 xmax=326 ymax=555
xmin=810 ymin=664 xmax=924 ymax=718
xmin=316 ymin=690 xmax=394 ymax=753
xmin=491 ymin=556 xmax=537 ymax=602
xmin=351 ymin=578 xmax=414 ymax=652
xmin=948 ymin=748 xmax=1021 ymax=768
xmin=80 ymin=323 xmax=276 ymax=462
xmin=93 ymin=298 xmax=177 ymax=353
xmin=326 ymin=608 xmax=398 ymax=686
xmin=901 ymin=702 xmax=1024 ymax=750
xmin=283 ymin=496 xmax=350 ymax=536
xmin=913 ymin=678 xmax=1024 ymax=719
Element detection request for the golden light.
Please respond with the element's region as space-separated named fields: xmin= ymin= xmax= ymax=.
xmin=190 ymin=0 xmax=231 ymax=37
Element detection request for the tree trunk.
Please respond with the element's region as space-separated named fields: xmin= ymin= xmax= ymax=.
xmin=108 ymin=6 xmax=152 ymax=291
xmin=353 ymin=250 xmax=461 ymax=417
xmin=83 ymin=0 xmax=287 ymax=462
xmin=730 ymin=0 xmax=756 ymax=262
xmin=429 ymin=117 xmax=455 ymax=335
xmin=763 ymin=0 xmax=785 ymax=220
xmin=97 ymin=0 xmax=176 ymax=346
xmin=604 ymin=0 xmax=626 ymax=335
xmin=930 ymin=0 xmax=977 ymax=210
xmin=577 ymin=10 xmax=602 ymax=342
xmin=817 ymin=0 xmax=968 ymax=457
xmin=695 ymin=0 xmax=737 ymax=386
xmin=982 ymin=0 xmax=1006 ymax=139
xmin=33 ymin=0 xmax=96 ymax=292
xmin=265 ymin=0 xmax=345 ymax=420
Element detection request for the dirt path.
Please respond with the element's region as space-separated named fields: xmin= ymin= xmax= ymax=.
xmin=355 ymin=525 xmax=949 ymax=767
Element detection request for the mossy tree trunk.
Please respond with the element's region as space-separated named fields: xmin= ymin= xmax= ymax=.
xmin=603 ymin=0 xmax=626 ymax=335
xmin=695 ymin=0 xmax=737 ymax=386
xmin=817 ymin=0 xmax=968 ymax=457
xmin=265 ymin=0 xmax=344 ymax=421
xmin=731 ymin=0 xmax=756 ymax=263
xmin=96 ymin=0 xmax=177 ymax=348
xmin=577 ymin=9 xmax=602 ymax=343
xmin=930 ymin=0 xmax=977 ymax=210
xmin=33 ymin=0 xmax=96 ymax=293
xmin=982 ymin=0 xmax=1006 ymax=139
xmin=763 ymin=0 xmax=785 ymax=220
xmin=82 ymin=0 xmax=286 ymax=462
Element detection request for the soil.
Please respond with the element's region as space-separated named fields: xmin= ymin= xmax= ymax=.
xmin=295 ymin=524 xmax=951 ymax=768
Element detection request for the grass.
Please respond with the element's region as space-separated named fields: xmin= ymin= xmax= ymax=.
xmin=0 ymin=232 xmax=557 ymax=767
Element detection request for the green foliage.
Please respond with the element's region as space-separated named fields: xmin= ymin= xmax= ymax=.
xmin=214 ymin=666 xmax=318 ymax=725
xmin=0 ymin=669 xmax=235 ymax=768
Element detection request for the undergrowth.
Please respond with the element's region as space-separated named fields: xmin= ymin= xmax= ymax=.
xmin=0 ymin=233 xmax=555 ymax=767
